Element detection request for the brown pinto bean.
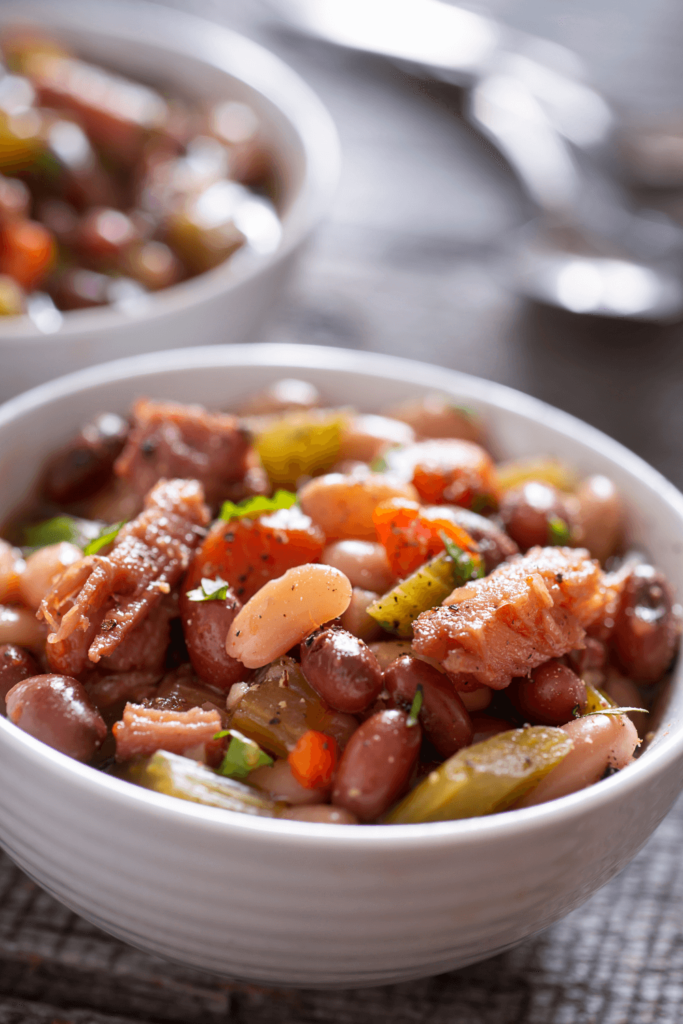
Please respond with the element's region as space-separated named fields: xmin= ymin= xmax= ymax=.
xmin=331 ymin=709 xmax=421 ymax=822
xmin=43 ymin=412 xmax=129 ymax=504
xmin=441 ymin=507 xmax=519 ymax=573
xmin=499 ymin=481 xmax=572 ymax=551
xmin=613 ymin=564 xmax=680 ymax=683
xmin=508 ymin=660 xmax=587 ymax=726
xmin=0 ymin=644 xmax=39 ymax=714
xmin=300 ymin=625 xmax=383 ymax=714
xmin=384 ymin=655 xmax=472 ymax=757
xmin=6 ymin=674 xmax=107 ymax=761
xmin=181 ymin=590 xmax=246 ymax=691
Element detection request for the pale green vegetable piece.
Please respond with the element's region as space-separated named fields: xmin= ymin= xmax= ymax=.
xmin=366 ymin=551 xmax=461 ymax=638
xmin=254 ymin=410 xmax=346 ymax=488
xmin=126 ymin=750 xmax=280 ymax=817
xmin=385 ymin=726 xmax=573 ymax=823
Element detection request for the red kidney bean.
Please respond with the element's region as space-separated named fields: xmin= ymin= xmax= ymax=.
xmin=180 ymin=589 xmax=247 ymax=691
xmin=508 ymin=660 xmax=587 ymax=726
xmin=499 ymin=481 xmax=572 ymax=551
xmin=384 ymin=655 xmax=472 ymax=757
xmin=6 ymin=674 xmax=107 ymax=761
xmin=331 ymin=709 xmax=422 ymax=822
xmin=443 ymin=507 xmax=519 ymax=573
xmin=300 ymin=625 xmax=384 ymax=714
xmin=0 ymin=644 xmax=39 ymax=714
xmin=469 ymin=714 xmax=515 ymax=746
xmin=43 ymin=412 xmax=129 ymax=504
xmin=614 ymin=564 xmax=680 ymax=683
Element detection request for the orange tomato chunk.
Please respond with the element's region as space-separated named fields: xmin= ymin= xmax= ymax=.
xmin=373 ymin=499 xmax=478 ymax=578
xmin=288 ymin=730 xmax=339 ymax=789
xmin=186 ymin=505 xmax=325 ymax=601
xmin=0 ymin=219 xmax=55 ymax=289
xmin=386 ymin=439 xmax=499 ymax=512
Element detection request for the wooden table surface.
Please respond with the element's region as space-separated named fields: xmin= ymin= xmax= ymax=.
xmin=5 ymin=0 xmax=683 ymax=1020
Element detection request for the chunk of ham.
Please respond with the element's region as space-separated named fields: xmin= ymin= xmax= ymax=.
xmin=113 ymin=703 xmax=222 ymax=761
xmin=114 ymin=398 xmax=251 ymax=505
xmin=40 ymin=478 xmax=209 ymax=676
xmin=412 ymin=546 xmax=609 ymax=690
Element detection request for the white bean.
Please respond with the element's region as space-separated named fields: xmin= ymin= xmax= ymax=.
xmin=226 ymin=564 xmax=352 ymax=669
xmin=575 ymin=475 xmax=624 ymax=563
xmin=339 ymin=587 xmax=384 ymax=642
xmin=0 ymin=604 xmax=46 ymax=651
xmin=0 ymin=539 xmax=24 ymax=604
xmin=338 ymin=414 xmax=415 ymax=463
xmin=281 ymin=804 xmax=359 ymax=824
xmin=19 ymin=542 xmax=83 ymax=610
xmin=298 ymin=472 xmax=418 ymax=541
xmin=250 ymin=759 xmax=327 ymax=805
xmin=383 ymin=393 xmax=481 ymax=442
xmin=322 ymin=540 xmax=395 ymax=593
xmin=518 ymin=713 xmax=639 ymax=808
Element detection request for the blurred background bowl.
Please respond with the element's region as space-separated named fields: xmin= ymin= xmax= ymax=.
xmin=0 ymin=343 xmax=682 ymax=988
xmin=0 ymin=0 xmax=340 ymax=401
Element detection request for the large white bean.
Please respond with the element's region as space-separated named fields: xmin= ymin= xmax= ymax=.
xmin=0 ymin=539 xmax=24 ymax=604
xmin=0 ymin=605 xmax=46 ymax=651
xmin=575 ymin=475 xmax=624 ymax=563
xmin=226 ymin=564 xmax=352 ymax=669
xmin=322 ymin=540 xmax=395 ymax=593
xmin=340 ymin=587 xmax=384 ymax=642
xmin=19 ymin=542 xmax=83 ymax=610
xmin=338 ymin=414 xmax=415 ymax=463
xmin=298 ymin=472 xmax=418 ymax=541
xmin=518 ymin=713 xmax=639 ymax=808
xmin=250 ymin=759 xmax=327 ymax=805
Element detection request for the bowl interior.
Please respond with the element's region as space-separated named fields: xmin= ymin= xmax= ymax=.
xmin=2 ymin=342 xmax=682 ymax=789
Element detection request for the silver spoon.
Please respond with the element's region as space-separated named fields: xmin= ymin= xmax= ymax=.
xmin=265 ymin=0 xmax=683 ymax=320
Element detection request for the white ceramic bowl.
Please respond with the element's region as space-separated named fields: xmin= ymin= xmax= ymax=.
xmin=0 ymin=1 xmax=339 ymax=401
xmin=0 ymin=344 xmax=682 ymax=989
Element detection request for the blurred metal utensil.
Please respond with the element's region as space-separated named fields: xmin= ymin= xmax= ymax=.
xmin=265 ymin=0 xmax=683 ymax=320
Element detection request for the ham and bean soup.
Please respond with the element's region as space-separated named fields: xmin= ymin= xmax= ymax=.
xmin=0 ymin=382 xmax=678 ymax=824
xmin=0 ymin=31 xmax=281 ymax=316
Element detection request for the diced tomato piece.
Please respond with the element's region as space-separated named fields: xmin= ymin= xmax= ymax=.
xmin=288 ymin=730 xmax=338 ymax=789
xmin=0 ymin=219 xmax=55 ymax=290
xmin=386 ymin=439 xmax=499 ymax=512
xmin=185 ymin=505 xmax=325 ymax=601
xmin=373 ymin=498 xmax=478 ymax=578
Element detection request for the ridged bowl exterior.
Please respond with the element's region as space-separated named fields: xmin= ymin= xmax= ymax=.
xmin=1 ymin=345 xmax=682 ymax=987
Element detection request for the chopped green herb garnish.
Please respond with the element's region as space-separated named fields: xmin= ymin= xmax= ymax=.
xmin=571 ymin=704 xmax=581 ymax=719
xmin=187 ymin=577 xmax=232 ymax=603
xmin=547 ymin=515 xmax=571 ymax=545
xmin=407 ymin=685 xmax=423 ymax=727
xmin=220 ymin=490 xmax=297 ymax=522
xmin=442 ymin=534 xmax=485 ymax=584
xmin=581 ymin=707 xmax=648 ymax=719
xmin=217 ymin=729 xmax=274 ymax=779
xmin=369 ymin=455 xmax=388 ymax=473
xmin=83 ymin=521 xmax=126 ymax=556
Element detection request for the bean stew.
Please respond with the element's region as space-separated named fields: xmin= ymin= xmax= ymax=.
xmin=1 ymin=383 xmax=679 ymax=825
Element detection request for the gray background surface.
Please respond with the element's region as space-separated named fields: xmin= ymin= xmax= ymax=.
xmin=4 ymin=0 xmax=683 ymax=1020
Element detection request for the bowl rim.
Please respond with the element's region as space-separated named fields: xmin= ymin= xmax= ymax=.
xmin=0 ymin=0 xmax=341 ymax=342
xmin=1 ymin=341 xmax=682 ymax=849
